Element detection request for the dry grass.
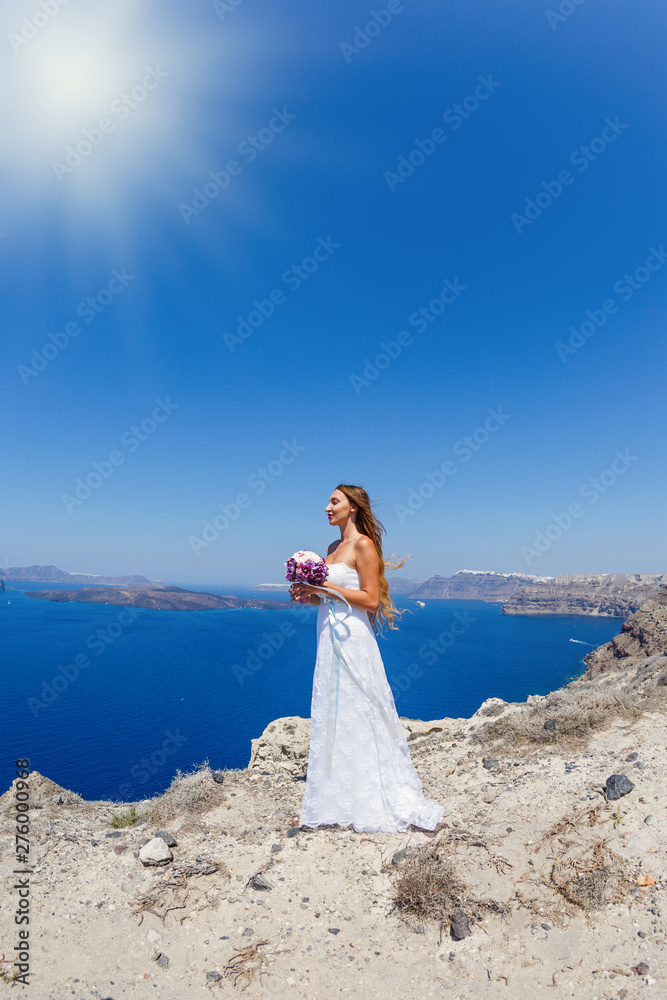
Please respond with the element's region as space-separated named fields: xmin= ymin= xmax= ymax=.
xmin=132 ymin=856 xmax=230 ymax=925
xmin=469 ymin=664 xmax=667 ymax=751
xmin=144 ymin=759 xmax=229 ymax=827
xmin=549 ymin=840 xmax=637 ymax=912
xmin=389 ymin=838 xmax=506 ymax=936
xmin=223 ymin=940 xmax=270 ymax=990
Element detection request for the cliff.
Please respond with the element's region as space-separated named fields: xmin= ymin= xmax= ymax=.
xmin=2 ymin=649 xmax=665 ymax=997
xmin=409 ymin=570 xmax=545 ymax=601
xmin=583 ymin=586 xmax=667 ymax=674
xmin=1 ymin=564 xmax=156 ymax=585
xmin=502 ymin=574 xmax=666 ymax=617
xmin=26 ymin=584 xmax=285 ymax=611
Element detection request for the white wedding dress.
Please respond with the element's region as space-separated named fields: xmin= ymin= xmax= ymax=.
xmin=299 ymin=562 xmax=446 ymax=834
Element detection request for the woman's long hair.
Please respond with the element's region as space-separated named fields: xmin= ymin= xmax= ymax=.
xmin=334 ymin=483 xmax=411 ymax=635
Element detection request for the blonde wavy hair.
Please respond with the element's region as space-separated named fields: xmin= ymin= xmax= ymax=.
xmin=334 ymin=483 xmax=411 ymax=635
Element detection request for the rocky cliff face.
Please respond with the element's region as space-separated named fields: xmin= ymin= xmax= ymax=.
xmin=501 ymin=574 xmax=666 ymax=617
xmin=583 ymin=586 xmax=667 ymax=674
xmin=409 ymin=571 xmax=543 ymax=601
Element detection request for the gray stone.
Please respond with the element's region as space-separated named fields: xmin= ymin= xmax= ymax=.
xmin=206 ymin=971 xmax=222 ymax=982
xmin=543 ymin=719 xmax=557 ymax=731
xmin=211 ymin=770 xmax=225 ymax=784
xmin=483 ymin=759 xmax=500 ymax=770
xmin=287 ymin=827 xmax=299 ymax=838
xmin=271 ymin=844 xmax=283 ymax=854
xmin=450 ymin=908 xmax=471 ymax=941
xmin=249 ymin=873 xmax=272 ymax=891
xmin=606 ymin=774 xmax=635 ymax=800
xmin=328 ymin=927 xmax=340 ymax=934
xmin=139 ymin=837 xmax=173 ymax=866
xmin=154 ymin=953 xmax=169 ymax=969
xmin=242 ymin=927 xmax=253 ymax=937
xmin=644 ymin=815 xmax=657 ymax=826
xmin=154 ymin=829 xmax=177 ymax=847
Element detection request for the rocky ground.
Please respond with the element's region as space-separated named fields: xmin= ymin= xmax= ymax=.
xmin=2 ymin=597 xmax=667 ymax=1000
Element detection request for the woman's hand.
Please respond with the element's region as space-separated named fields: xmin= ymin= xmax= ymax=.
xmin=289 ymin=582 xmax=324 ymax=605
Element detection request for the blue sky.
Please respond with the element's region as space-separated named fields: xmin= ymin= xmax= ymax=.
xmin=1 ymin=0 xmax=665 ymax=585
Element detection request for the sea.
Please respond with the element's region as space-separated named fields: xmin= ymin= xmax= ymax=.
xmin=2 ymin=580 xmax=624 ymax=803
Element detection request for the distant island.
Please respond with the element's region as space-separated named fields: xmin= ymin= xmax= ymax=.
xmin=0 ymin=564 xmax=158 ymax=586
xmin=407 ymin=570 xmax=666 ymax=618
xmin=26 ymin=584 xmax=285 ymax=612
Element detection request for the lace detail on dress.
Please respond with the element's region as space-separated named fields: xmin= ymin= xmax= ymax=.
xmin=299 ymin=562 xmax=446 ymax=834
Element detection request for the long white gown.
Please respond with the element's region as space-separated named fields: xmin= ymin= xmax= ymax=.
xmin=299 ymin=562 xmax=446 ymax=834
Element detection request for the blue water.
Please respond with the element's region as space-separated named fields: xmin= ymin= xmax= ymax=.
xmin=2 ymin=581 xmax=623 ymax=803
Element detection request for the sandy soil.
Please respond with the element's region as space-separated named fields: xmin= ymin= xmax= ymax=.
xmin=1 ymin=708 xmax=665 ymax=1000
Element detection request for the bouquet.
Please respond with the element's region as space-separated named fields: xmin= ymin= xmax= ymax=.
xmin=285 ymin=550 xmax=329 ymax=603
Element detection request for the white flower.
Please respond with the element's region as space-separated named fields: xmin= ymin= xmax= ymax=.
xmin=292 ymin=550 xmax=323 ymax=564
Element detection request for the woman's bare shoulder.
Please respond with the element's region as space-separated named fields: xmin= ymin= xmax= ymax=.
xmin=354 ymin=534 xmax=378 ymax=563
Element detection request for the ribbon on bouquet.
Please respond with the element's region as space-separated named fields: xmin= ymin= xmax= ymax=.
xmin=296 ymin=582 xmax=400 ymax=778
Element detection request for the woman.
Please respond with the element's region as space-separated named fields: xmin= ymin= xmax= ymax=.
xmin=290 ymin=483 xmax=446 ymax=835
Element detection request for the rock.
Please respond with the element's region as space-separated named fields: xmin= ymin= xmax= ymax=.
xmin=411 ymin=572 xmax=537 ymax=602
xmin=249 ymin=874 xmax=272 ymax=891
xmin=450 ymin=909 xmax=471 ymax=941
xmin=206 ymin=971 xmax=222 ymax=982
xmin=543 ymin=719 xmax=557 ymax=731
xmin=483 ymin=759 xmax=500 ymax=770
xmin=540 ymin=922 xmax=551 ymax=931
xmin=139 ymin=837 xmax=173 ymax=866
xmin=328 ymin=928 xmax=340 ymax=935
xmin=271 ymin=844 xmax=282 ymax=854
xmin=631 ymin=962 xmax=650 ymax=976
xmin=287 ymin=827 xmax=299 ymax=838
xmin=584 ymin=587 xmax=667 ymax=673
xmin=605 ymin=774 xmax=635 ymax=800
xmin=154 ymin=953 xmax=169 ymax=969
xmin=248 ymin=716 xmax=311 ymax=777
xmin=626 ymin=752 xmax=639 ymax=761
xmin=391 ymin=849 xmax=408 ymax=867
xmin=242 ymin=927 xmax=253 ymax=936
xmin=504 ymin=574 xmax=666 ymax=619
xmin=644 ymin=814 xmax=657 ymax=826
xmin=211 ymin=770 xmax=225 ymax=784
xmin=474 ymin=698 xmax=508 ymax=719
xmin=153 ymin=829 xmax=177 ymax=847
xmin=52 ymin=794 xmax=63 ymax=804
